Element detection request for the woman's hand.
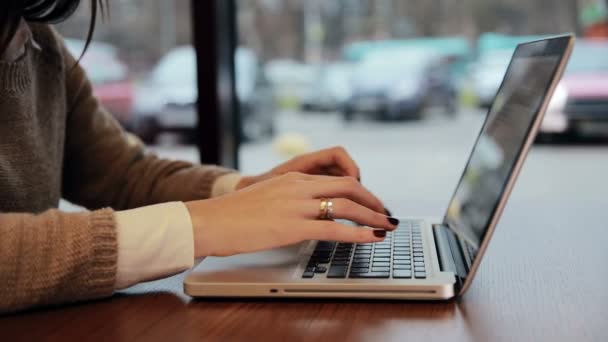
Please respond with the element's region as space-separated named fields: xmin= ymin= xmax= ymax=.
xmin=186 ymin=172 xmax=399 ymax=257
xmin=236 ymin=146 xmax=361 ymax=190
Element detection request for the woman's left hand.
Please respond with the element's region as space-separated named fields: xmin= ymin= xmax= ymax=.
xmin=237 ymin=146 xmax=361 ymax=190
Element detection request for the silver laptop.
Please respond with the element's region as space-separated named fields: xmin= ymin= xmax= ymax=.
xmin=185 ymin=35 xmax=574 ymax=300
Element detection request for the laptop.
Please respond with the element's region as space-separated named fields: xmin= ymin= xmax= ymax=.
xmin=185 ymin=35 xmax=574 ymax=300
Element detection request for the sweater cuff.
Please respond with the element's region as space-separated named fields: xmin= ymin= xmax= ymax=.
xmin=114 ymin=202 xmax=194 ymax=289
xmin=211 ymin=173 xmax=242 ymax=197
xmin=85 ymin=209 xmax=118 ymax=299
xmin=193 ymin=169 xmax=239 ymax=199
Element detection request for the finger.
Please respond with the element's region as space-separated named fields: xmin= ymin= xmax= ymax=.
xmin=293 ymin=147 xmax=360 ymax=180
xmin=316 ymin=165 xmax=346 ymax=177
xmin=297 ymin=199 xmax=398 ymax=230
xmin=303 ymin=220 xmax=388 ymax=243
xmin=303 ymin=177 xmax=385 ymax=213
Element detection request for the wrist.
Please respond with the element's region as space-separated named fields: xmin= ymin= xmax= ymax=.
xmin=236 ymin=175 xmax=258 ymax=190
xmin=185 ymin=200 xmax=207 ymax=258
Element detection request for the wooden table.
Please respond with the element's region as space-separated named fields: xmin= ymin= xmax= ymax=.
xmin=2 ymin=202 xmax=607 ymax=342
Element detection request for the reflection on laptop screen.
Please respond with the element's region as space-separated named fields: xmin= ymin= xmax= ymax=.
xmin=445 ymin=39 xmax=566 ymax=250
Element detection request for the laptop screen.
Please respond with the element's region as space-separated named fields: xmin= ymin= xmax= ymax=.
xmin=444 ymin=37 xmax=570 ymax=255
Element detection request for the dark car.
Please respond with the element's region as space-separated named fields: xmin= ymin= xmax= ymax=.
xmin=133 ymin=47 xmax=275 ymax=144
xmin=343 ymin=49 xmax=457 ymax=121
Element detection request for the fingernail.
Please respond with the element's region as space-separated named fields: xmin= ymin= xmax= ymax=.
xmin=373 ymin=230 xmax=387 ymax=238
xmin=387 ymin=217 xmax=400 ymax=226
xmin=384 ymin=207 xmax=392 ymax=216
xmin=357 ymin=176 xmax=361 ymax=182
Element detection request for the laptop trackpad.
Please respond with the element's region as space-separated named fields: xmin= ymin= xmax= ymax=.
xmin=187 ymin=243 xmax=306 ymax=284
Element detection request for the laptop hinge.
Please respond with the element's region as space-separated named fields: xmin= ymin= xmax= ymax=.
xmin=433 ymin=224 xmax=466 ymax=290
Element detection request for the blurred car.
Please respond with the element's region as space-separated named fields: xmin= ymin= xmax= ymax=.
xmin=133 ymin=46 xmax=275 ymax=144
xmin=540 ymin=40 xmax=608 ymax=138
xmin=470 ymin=49 xmax=513 ymax=108
xmin=301 ymin=63 xmax=353 ymax=112
xmin=264 ymin=59 xmax=317 ymax=109
xmin=343 ymin=49 xmax=457 ymax=121
xmin=65 ymin=39 xmax=135 ymax=128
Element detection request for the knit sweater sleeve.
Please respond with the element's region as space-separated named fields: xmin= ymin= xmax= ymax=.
xmin=0 ymin=209 xmax=117 ymax=314
xmin=56 ymin=31 xmax=236 ymax=211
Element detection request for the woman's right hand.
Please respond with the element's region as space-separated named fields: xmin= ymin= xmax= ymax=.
xmin=185 ymin=172 xmax=399 ymax=258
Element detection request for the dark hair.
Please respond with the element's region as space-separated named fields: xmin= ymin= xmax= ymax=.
xmin=0 ymin=0 xmax=107 ymax=58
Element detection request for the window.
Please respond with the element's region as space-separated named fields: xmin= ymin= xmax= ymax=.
xmin=56 ymin=0 xmax=200 ymax=165
xmin=235 ymin=0 xmax=608 ymax=215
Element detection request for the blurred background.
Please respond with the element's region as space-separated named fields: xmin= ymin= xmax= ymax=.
xmin=57 ymin=0 xmax=608 ymax=215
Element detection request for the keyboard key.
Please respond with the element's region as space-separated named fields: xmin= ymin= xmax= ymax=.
xmin=349 ymin=272 xmax=390 ymax=279
xmin=415 ymin=272 xmax=427 ymax=279
xmin=335 ymin=249 xmax=352 ymax=253
xmin=414 ymin=262 xmax=425 ymax=267
xmin=315 ymin=266 xmax=327 ymax=273
xmin=332 ymin=257 xmax=350 ymax=262
xmin=302 ymin=271 xmax=314 ymax=278
xmin=372 ymin=257 xmax=390 ymax=262
xmin=372 ymin=267 xmax=390 ymax=272
xmin=350 ymin=267 xmax=370 ymax=273
xmin=302 ymin=266 xmax=315 ymax=278
xmin=394 ymin=260 xmax=411 ymax=265
xmin=327 ymin=266 xmax=348 ymax=278
xmin=393 ymin=270 xmax=412 ymax=278
xmin=372 ymin=262 xmax=390 ymax=267
xmin=351 ymin=262 xmax=370 ymax=268
xmin=394 ymin=256 xmax=411 ymax=260
xmin=331 ymin=260 xmax=349 ymax=266
xmin=393 ymin=264 xmax=412 ymax=270
xmin=316 ymin=241 xmax=336 ymax=251
xmin=354 ymin=258 xmax=370 ymax=263
xmin=312 ymin=258 xmax=331 ymax=264
xmin=311 ymin=252 xmax=331 ymax=259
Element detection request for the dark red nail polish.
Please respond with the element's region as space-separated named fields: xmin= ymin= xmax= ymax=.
xmin=373 ymin=230 xmax=387 ymax=238
xmin=388 ymin=217 xmax=400 ymax=226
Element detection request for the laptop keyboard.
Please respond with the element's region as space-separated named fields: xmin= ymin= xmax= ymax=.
xmin=302 ymin=220 xmax=427 ymax=279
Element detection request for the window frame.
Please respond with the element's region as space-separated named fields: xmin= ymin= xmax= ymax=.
xmin=191 ymin=0 xmax=240 ymax=169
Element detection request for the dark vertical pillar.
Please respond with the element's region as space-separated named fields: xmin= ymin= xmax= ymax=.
xmin=191 ymin=0 xmax=239 ymax=168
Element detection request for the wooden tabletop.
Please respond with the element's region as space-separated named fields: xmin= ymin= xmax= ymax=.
xmin=2 ymin=202 xmax=607 ymax=342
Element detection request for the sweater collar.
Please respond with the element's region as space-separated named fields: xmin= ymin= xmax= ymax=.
xmin=1 ymin=19 xmax=41 ymax=63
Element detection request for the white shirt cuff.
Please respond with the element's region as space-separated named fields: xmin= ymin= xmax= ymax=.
xmin=211 ymin=173 xmax=242 ymax=197
xmin=114 ymin=202 xmax=194 ymax=289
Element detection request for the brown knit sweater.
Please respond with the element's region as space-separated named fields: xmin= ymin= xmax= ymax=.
xmin=0 ymin=24 xmax=234 ymax=313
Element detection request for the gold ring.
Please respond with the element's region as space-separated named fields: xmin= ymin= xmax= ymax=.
xmin=319 ymin=198 xmax=334 ymax=220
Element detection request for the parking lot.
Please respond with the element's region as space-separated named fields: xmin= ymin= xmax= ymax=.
xmin=151 ymin=108 xmax=608 ymax=220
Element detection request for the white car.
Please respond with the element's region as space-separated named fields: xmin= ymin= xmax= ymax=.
xmin=471 ymin=49 xmax=514 ymax=108
xmin=133 ymin=47 xmax=275 ymax=143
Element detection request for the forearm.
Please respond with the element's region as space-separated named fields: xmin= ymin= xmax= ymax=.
xmin=0 ymin=209 xmax=117 ymax=314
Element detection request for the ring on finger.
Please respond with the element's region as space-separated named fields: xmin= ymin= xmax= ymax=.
xmin=318 ymin=198 xmax=334 ymax=220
